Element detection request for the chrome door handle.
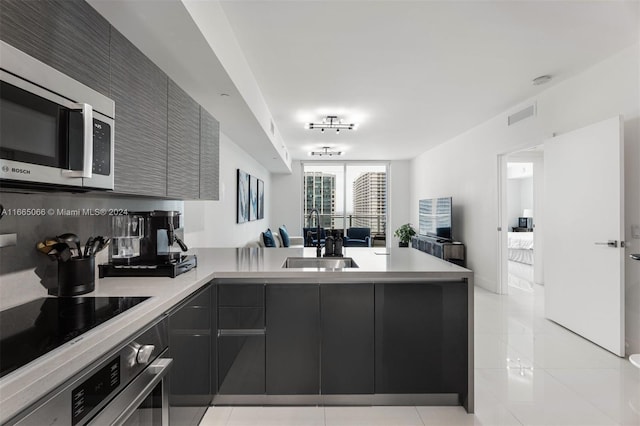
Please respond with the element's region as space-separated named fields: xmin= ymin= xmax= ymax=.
xmin=87 ymin=358 xmax=172 ymax=425
xmin=594 ymin=240 xmax=618 ymax=247
xmin=62 ymin=103 xmax=93 ymax=178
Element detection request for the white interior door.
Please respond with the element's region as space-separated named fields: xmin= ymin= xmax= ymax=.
xmin=544 ymin=115 xmax=625 ymax=356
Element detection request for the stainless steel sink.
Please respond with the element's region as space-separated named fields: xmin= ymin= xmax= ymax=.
xmin=282 ymin=257 xmax=359 ymax=269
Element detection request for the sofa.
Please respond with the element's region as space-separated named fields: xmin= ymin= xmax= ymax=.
xmin=344 ymin=227 xmax=371 ymax=247
xmin=246 ymin=231 xmax=304 ymax=248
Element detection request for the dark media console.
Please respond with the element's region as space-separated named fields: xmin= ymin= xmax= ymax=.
xmin=411 ymin=235 xmax=466 ymax=267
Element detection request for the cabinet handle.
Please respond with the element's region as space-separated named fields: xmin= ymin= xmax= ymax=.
xmin=218 ymin=329 xmax=265 ymax=337
xmin=62 ymin=103 xmax=93 ymax=178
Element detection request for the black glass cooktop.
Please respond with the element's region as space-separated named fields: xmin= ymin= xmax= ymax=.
xmin=0 ymin=296 xmax=148 ymax=379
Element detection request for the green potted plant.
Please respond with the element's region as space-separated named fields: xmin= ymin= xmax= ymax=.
xmin=394 ymin=223 xmax=416 ymax=247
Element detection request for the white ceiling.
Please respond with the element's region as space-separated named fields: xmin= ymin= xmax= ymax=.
xmin=88 ymin=0 xmax=293 ymax=173
xmin=219 ymin=0 xmax=639 ymax=161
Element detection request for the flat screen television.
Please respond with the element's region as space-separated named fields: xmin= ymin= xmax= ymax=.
xmin=418 ymin=197 xmax=453 ymax=240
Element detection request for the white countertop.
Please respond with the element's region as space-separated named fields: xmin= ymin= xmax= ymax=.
xmin=0 ymin=247 xmax=472 ymax=422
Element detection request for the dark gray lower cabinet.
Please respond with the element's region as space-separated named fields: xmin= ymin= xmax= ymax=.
xmin=169 ymin=284 xmax=214 ymax=426
xmin=218 ymin=334 xmax=265 ymax=394
xmin=375 ymin=282 xmax=468 ymax=403
xmin=266 ymin=284 xmax=320 ymax=394
xmin=321 ymin=283 xmax=374 ymax=394
xmin=217 ymin=284 xmax=265 ymax=395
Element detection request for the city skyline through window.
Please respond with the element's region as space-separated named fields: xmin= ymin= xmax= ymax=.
xmin=302 ymin=163 xmax=387 ymax=243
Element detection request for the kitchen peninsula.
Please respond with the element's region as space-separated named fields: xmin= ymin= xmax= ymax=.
xmin=0 ymin=247 xmax=473 ymax=424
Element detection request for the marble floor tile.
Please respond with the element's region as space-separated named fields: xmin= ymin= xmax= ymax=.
xmin=324 ymin=406 xmax=424 ymax=426
xmin=199 ymin=406 xmax=233 ymax=426
xmin=225 ymin=407 xmax=325 ymax=426
xmin=547 ymin=368 xmax=640 ymax=425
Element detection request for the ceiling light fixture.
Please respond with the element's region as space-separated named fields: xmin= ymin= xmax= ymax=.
xmin=308 ymin=146 xmax=343 ymax=157
xmin=532 ymin=75 xmax=552 ymax=86
xmin=305 ymin=115 xmax=356 ymax=133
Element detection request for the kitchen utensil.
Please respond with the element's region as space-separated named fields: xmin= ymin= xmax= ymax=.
xmin=56 ymin=233 xmax=81 ymax=258
xmin=92 ymin=237 xmax=110 ymax=256
xmin=49 ymin=243 xmax=72 ymax=262
xmin=36 ymin=240 xmax=59 ymax=254
xmin=36 ymin=240 xmax=71 ymax=261
xmin=84 ymin=237 xmax=95 ymax=258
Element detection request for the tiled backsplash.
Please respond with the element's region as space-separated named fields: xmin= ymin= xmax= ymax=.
xmin=0 ymin=191 xmax=182 ymax=307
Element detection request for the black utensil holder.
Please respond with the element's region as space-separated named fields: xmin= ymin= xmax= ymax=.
xmin=58 ymin=257 xmax=95 ymax=296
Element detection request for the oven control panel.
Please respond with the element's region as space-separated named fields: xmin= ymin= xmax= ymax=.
xmin=7 ymin=318 xmax=167 ymax=426
xmin=71 ymin=356 xmax=120 ymax=425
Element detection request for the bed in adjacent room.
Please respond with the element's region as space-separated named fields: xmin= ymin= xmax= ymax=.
xmin=508 ymin=231 xmax=534 ymax=291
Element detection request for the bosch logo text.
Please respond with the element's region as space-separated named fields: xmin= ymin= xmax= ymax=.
xmin=8 ymin=167 xmax=31 ymax=174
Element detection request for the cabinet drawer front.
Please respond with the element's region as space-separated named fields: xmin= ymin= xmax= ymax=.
xmin=171 ymin=305 xmax=210 ymax=330
xmin=218 ymin=285 xmax=264 ymax=307
xmin=219 ymin=307 xmax=264 ymax=329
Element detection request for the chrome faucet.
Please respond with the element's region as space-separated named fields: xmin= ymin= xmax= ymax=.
xmin=307 ymin=209 xmax=322 ymax=258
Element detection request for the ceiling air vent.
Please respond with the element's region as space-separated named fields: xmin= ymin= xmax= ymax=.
xmin=508 ymin=104 xmax=536 ymax=126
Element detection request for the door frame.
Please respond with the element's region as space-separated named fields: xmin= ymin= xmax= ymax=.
xmin=497 ymin=144 xmax=543 ymax=295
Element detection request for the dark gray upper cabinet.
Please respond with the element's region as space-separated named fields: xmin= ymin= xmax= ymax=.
xmin=167 ymin=80 xmax=200 ymax=199
xmin=0 ymin=0 xmax=110 ymax=95
xmin=200 ymin=107 xmax=220 ymax=200
xmin=110 ymin=29 xmax=168 ymax=197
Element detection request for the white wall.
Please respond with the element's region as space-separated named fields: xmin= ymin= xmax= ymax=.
xmin=184 ymin=131 xmax=271 ymax=247
xmin=410 ymin=45 xmax=640 ymax=354
xmin=270 ymin=160 xmax=411 ymax=244
xmin=389 ymin=160 xmax=411 ymax=246
xmin=507 ymin=176 xmax=533 ymax=229
xmin=270 ymin=160 xmax=303 ymax=234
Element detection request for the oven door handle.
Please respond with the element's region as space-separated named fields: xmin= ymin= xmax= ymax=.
xmin=87 ymin=358 xmax=173 ymax=426
xmin=62 ymin=103 xmax=93 ymax=178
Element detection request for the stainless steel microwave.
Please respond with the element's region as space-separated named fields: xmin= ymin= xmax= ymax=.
xmin=0 ymin=41 xmax=114 ymax=190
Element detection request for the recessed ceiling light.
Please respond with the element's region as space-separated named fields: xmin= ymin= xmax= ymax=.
xmin=532 ymin=75 xmax=552 ymax=86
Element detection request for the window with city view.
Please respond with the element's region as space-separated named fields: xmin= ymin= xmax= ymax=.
xmin=302 ymin=163 xmax=387 ymax=247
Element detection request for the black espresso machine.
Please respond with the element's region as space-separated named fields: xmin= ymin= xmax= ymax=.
xmin=99 ymin=210 xmax=197 ymax=278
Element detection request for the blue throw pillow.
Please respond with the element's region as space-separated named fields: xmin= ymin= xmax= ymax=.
xmin=262 ymin=229 xmax=276 ymax=247
xmin=279 ymin=225 xmax=290 ymax=247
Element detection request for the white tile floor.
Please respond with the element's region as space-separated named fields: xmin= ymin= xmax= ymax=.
xmin=200 ymin=285 xmax=640 ymax=426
